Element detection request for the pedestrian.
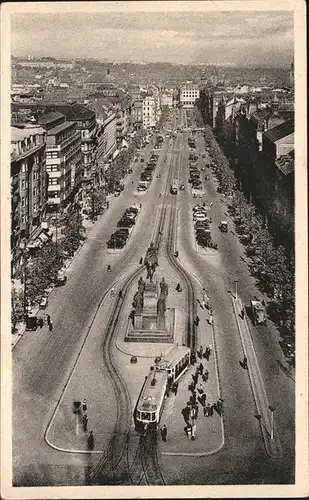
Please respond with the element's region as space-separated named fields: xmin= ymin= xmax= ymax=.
xmin=243 ymin=356 xmax=248 ymax=370
xmin=195 ymin=316 xmax=200 ymax=327
xmin=204 ymin=347 xmax=210 ymax=361
xmin=203 ymin=369 xmax=209 ymax=382
xmin=82 ymin=399 xmax=87 ymax=412
xmin=201 ymin=393 xmax=207 ymax=405
xmin=38 ymin=317 xmax=43 ymax=328
xmin=208 ymin=404 xmax=214 ymax=417
xmin=190 ymin=352 xmax=196 ymax=365
xmin=160 ymin=424 xmax=167 ymax=442
xmin=139 ymin=257 xmax=143 ymax=264
xmin=198 ymin=383 xmax=204 ymax=394
xmin=46 ymin=314 xmax=51 ymax=326
xmin=48 ymin=320 xmax=53 ymax=332
xmin=88 ymin=430 xmax=94 ymax=450
xmin=111 ymin=287 xmax=115 ymax=297
xmin=208 ymin=314 xmax=213 ymax=326
xmin=198 ymin=345 xmax=203 ymax=358
xmin=216 ymin=399 xmax=224 ymax=416
xmin=198 ymin=362 xmax=204 ymax=374
xmin=107 ymin=264 xmax=112 ymax=272
xmin=262 ymin=299 xmax=266 ymax=306
xmin=173 ymin=381 xmax=178 ymax=395
xmin=118 ymin=290 xmax=123 ymax=299
xmin=185 ymin=424 xmax=192 ymax=440
xmin=191 ymin=422 xmax=196 ymax=440
xmin=82 ymin=413 xmax=88 ymax=432
xmin=240 ymin=308 xmax=245 ymax=319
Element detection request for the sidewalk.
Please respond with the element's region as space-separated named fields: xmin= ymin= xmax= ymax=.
xmin=232 ymin=296 xmax=282 ymax=458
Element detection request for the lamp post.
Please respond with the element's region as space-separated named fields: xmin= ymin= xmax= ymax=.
xmin=234 ymin=280 xmax=239 ymax=301
xmin=269 ymin=405 xmax=276 ymax=440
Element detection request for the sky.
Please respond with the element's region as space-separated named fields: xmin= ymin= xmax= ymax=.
xmin=10 ymin=5 xmax=294 ymax=67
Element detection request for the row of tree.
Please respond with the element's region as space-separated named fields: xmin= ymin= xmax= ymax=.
xmin=12 ymin=209 xmax=85 ymax=331
xmin=198 ymin=113 xmax=294 ymax=337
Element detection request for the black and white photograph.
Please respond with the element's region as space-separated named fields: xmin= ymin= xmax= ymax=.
xmin=1 ymin=1 xmax=307 ymax=498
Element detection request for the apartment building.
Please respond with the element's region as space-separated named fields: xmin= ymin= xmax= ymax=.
xmin=11 ymin=126 xmax=47 ymax=274
xmin=179 ymin=84 xmax=200 ymax=108
xmin=44 ymin=116 xmax=81 ymax=213
xmin=142 ymin=96 xmax=156 ymax=129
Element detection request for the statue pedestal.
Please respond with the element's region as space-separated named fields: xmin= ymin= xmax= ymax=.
xmin=143 ymin=281 xmax=158 ymax=313
xmin=134 ymin=315 xmax=143 ymax=330
xmin=156 ymin=315 xmax=166 ymax=330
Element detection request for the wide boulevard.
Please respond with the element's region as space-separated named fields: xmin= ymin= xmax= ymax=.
xmin=12 ymin=108 xmax=294 ymax=486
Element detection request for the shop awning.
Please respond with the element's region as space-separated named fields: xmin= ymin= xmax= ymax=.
xmin=112 ymin=149 xmax=120 ymax=160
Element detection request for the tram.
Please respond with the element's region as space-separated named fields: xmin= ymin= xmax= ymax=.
xmin=134 ymin=345 xmax=191 ymax=434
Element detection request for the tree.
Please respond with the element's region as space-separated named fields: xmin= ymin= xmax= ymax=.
xmin=11 ymin=288 xmax=24 ymax=332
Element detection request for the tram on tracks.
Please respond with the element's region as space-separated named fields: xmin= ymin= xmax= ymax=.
xmin=134 ymin=345 xmax=190 ymax=434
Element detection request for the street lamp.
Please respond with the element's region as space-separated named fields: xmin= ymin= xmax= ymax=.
xmin=234 ymin=280 xmax=239 ymax=300
xmin=269 ymin=405 xmax=276 ymax=440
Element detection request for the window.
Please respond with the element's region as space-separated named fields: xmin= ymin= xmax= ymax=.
xmin=33 ymin=203 xmax=37 ymax=212
xmin=21 ymin=179 xmax=25 ymax=190
xmin=33 ymin=187 xmax=37 ymax=196
xmin=46 ymin=165 xmax=59 ymax=172
xmin=21 ymin=197 xmax=26 ymax=207
xmin=49 ymin=178 xmax=59 ymax=185
xmin=21 ymin=215 xmax=26 ymax=224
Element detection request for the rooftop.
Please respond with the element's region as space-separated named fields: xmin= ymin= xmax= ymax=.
xmin=38 ymin=111 xmax=64 ymax=126
xmin=250 ymin=107 xmax=273 ymax=123
xmin=263 ymin=120 xmax=294 ymax=142
xmin=11 ymin=126 xmax=45 ymax=142
xmin=53 ymin=102 xmax=95 ymax=121
xmin=47 ymin=120 xmax=75 ymax=136
xmin=275 ymin=151 xmax=294 ymax=175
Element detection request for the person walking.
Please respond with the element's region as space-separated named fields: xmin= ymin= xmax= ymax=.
xmin=48 ymin=320 xmax=53 ymax=332
xmin=88 ymin=430 xmax=94 ymax=450
xmin=195 ymin=315 xmax=200 ymax=327
xmin=191 ymin=422 xmax=196 ymax=440
xmin=82 ymin=413 xmax=88 ymax=432
xmin=111 ymin=287 xmax=115 ymax=297
xmin=107 ymin=264 xmax=112 ymax=272
xmin=173 ymin=381 xmax=178 ymax=395
xmin=208 ymin=314 xmax=213 ymax=326
xmin=203 ymin=369 xmax=209 ymax=382
xmin=46 ymin=314 xmax=51 ymax=326
xmin=82 ymin=399 xmax=87 ymax=413
xmin=198 ymin=362 xmax=204 ymax=375
xmin=243 ymin=356 xmax=248 ymax=370
xmin=139 ymin=257 xmax=143 ymax=264
xmin=160 ymin=424 xmax=167 ymax=442
xmin=240 ymin=308 xmax=245 ymax=319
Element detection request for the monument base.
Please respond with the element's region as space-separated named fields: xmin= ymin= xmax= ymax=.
xmin=125 ymin=309 xmax=175 ymax=343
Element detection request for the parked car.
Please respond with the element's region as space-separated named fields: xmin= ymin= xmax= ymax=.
xmin=55 ymin=271 xmax=67 ymax=286
xmin=39 ymin=297 xmax=48 ymax=309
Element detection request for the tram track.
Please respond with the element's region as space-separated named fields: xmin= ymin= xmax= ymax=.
xmin=90 ymin=138 xmax=177 ymax=484
xmin=90 ymin=127 xmax=198 ymax=485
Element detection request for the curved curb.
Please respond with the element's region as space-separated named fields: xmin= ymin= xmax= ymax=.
xmin=44 ymin=274 xmax=126 ymax=455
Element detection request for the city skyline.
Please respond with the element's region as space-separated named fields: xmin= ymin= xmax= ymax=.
xmin=11 ymin=8 xmax=293 ymax=67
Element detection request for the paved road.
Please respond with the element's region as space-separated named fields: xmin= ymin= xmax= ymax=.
xmin=160 ymin=115 xmax=294 ymax=484
xmin=12 ymin=109 xmax=294 ymax=486
xmin=12 ymin=138 xmax=172 ymax=485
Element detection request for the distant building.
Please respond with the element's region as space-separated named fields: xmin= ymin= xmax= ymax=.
xmin=179 ymin=84 xmax=200 ymax=108
xmin=11 ymin=126 xmax=47 ymax=274
xmin=143 ymin=96 xmax=157 ymax=129
xmin=160 ymin=92 xmax=173 ymax=108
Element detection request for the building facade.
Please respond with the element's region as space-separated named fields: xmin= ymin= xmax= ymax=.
xmin=45 ymin=118 xmax=81 ymax=213
xmin=179 ymin=84 xmax=200 ymax=108
xmin=11 ymin=126 xmax=47 ymax=274
xmin=142 ymin=96 xmax=156 ymax=129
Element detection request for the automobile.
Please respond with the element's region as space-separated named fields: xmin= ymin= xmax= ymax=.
xmin=55 ymin=271 xmax=67 ymax=286
xmin=25 ymin=315 xmax=38 ymax=331
xmin=201 ymin=167 xmax=206 ymax=172
xmin=180 ymin=184 xmax=185 ymax=191
xmin=107 ymin=239 xmax=125 ymax=249
xmin=219 ymin=221 xmax=228 ymax=232
xmin=156 ymin=173 xmax=161 ymax=178
xmin=193 ymin=215 xmax=208 ymax=222
xmin=193 ymin=205 xmax=204 ymax=211
xmin=117 ymin=218 xmax=135 ymax=228
xmin=114 ymin=190 xmax=121 ymax=197
xmin=111 ymin=232 xmax=128 ymax=241
xmin=134 ymin=158 xmax=139 ymax=162
xmin=39 ymin=296 xmax=48 ymax=309
xmin=127 ymin=206 xmax=139 ymax=214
